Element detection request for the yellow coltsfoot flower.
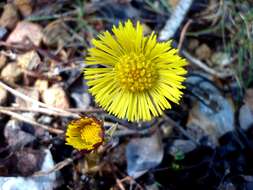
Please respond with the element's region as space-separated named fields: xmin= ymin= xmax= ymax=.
xmin=66 ymin=117 xmax=104 ymax=151
xmin=84 ymin=20 xmax=187 ymax=122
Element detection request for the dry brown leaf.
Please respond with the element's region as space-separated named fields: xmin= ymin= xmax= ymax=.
xmin=7 ymin=21 xmax=43 ymax=46
xmin=17 ymin=50 xmax=41 ymax=70
xmin=1 ymin=63 xmax=22 ymax=84
xmin=195 ymin=44 xmax=212 ymax=60
xmin=14 ymin=0 xmax=33 ymax=17
xmin=42 ymin=85 xmax=70 ymax=109
xmin=43 ymin=21 xmax=71 ymax=48
xmin=0 ymin=4 xmax=19 ymax=29
xmin=0 ymin=54 xmax=7 ymax=70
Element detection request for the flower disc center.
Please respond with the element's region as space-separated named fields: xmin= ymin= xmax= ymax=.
xmin=80 ymin=121 xmax=102 ymax=145
xmin=116 ymin=53 xmax=157 ymax=92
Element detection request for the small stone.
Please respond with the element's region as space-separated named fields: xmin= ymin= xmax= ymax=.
xmin=188 ymin=39 xmax=199 ymax=51
xmin=70 ymin=92 xmax=90 ymax=109
xmin=37 ymin=115 xmax=53 ymax=125
xmin=4 ymin=120 xmax=35 ymax=148
xmin=142 ymin=23 xmax=152 ymax=35
xmin=0 ymin=54 xmax=7 ymax=70
xmin=42 ymin=86 xmax=70 ymax=109
xmin=1 ymin=63 xmax=22 ymax=83
xmin=186 ymin=75 xmax=234 ymax=146
xmin=0 ymin=149 xmax=56 ymax=190
xmin=239 ymin=105 xmax=253 ymax=130
xmin=34 ymin=79 xmax=49 ymax=92
xmin=195 ymin=44 xmax=212 ymax=60
xmin=43 ymin=21 xmax=71 ymax=47
xmin=0 ymin=86 xmax=8 ymax=105
xmin=15 ymin=88 xmax=39 ymax=108
xmin=0 ymin=27 xmax=7 ymax=40
xmin=211 ymin=52 xmax=232 ymax=66
xmin=169 ymin=140 xmax=196 ymax=157
xmin=126 ymin=130 xmax=163 ymax=178
xmin=0 ymin=4 xmax=19 ymax=30
xmin=244 ymin=88 xmax=253 ymax=110
xmin=16 ymin=148 xmax=44 ymax=176
xmin=14 ymin=0 xmax=33 ymax=17
xmin=160 ymin=124 xmax=173 ymax=138
xmin=187 ymin=97 xmax=234 ymax=147
xmin=7 ymin=21 xmax=43 ymax=46
xmin=17 ymin=50 xmax=41 ymax=70
xmin=238 ymin=88 xmax=253 ymax=130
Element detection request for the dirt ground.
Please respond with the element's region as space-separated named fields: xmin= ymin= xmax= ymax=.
xmin=0 ymin=0 xmax=253 ymax=190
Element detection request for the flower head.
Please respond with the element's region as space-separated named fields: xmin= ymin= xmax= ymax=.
xmin=66 ymin=117 xmax=104 ymax=151
xmin=84 ymin=20 xmax=187 ymax=122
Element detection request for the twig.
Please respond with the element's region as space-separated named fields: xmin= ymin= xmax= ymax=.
xmin=0 ymin=41 xmax=32 ymax=50
xmin=117 ymin=176 xmax=144 ymax=190
xmin=0 ymin=50 xmax=17 ymax=60
xmin=0 ymin=80 xmax=79 ymax=118
xmin=67 ymin=107 xmax=103 ymax=113
xmin=23 ymin=70 xmax=61 ymax=81
xmin=182 ymin=50 xmax=234 ymax=78
xmin=26 ymin=10 xmax=77 ymax=21
xmin=0 ymin=106 xmax=69 ymax=117
xmin=0 ymin=106 xmax=103 ymax=116
xmin=178 ymin=19 xmax=192 ymax=51
xmin=104 ymin=121 xmax=157 ymax=137
xmin=0 ymin=40 xmax=76 ymax=66
xmin=164 ymin=115 xmax=199 ymax=145
xmin=116 ymin=178 xmax=126 ymax=190
xmin=33 ymin=146 xmax=112 ymax=177
xmin=159 ymin=0 xmax=193 ymax=41
xmin=33 ymin=158 xmax=73 ymax=176
xmin=0 ymin=109 xmax=64 ymax=134
xmin=112 ymin=126 xmax=156 ymax=137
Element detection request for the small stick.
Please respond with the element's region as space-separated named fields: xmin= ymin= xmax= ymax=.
xmin=182 ymin=50 xmax=234 ymax=78
xmin=0 ymin=106 xmax=102 ymax=117
xmin=178 ymin=19 xmax=192 ymax=51
xmin=164 ymin=115 xmax=199 ymax=145
xmin=33 ymin=158 xmax=73 ymax=176
xmin=0 ymin=80 xmax=79 ymax=118
xmin=32 ymin=151 xmax=85 ymax=177
xmin=117 ymin=176 xmax=144 ymax=190
xmin=159 ymin=0 xmax=193 ymax=41
xmin=116 ymin=178 xmax=126 ymax=190
xmin=0 ymin=109 xmax=64 ymax=134
xmin=66 ymin=107 xmax=103 ymax=113
xmin=0 ymin=106 xmax=67 ymax=117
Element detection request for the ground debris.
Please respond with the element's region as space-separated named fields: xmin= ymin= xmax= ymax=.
xmin=0 ymin=149 xmax=57 ymax=190
xmin=126 ymin=130 xmax=163 ymax=178
xmin=186 ymin=75 xmax=234 ymax=146
xmin=0 ymin=3 xmax=19 ymax=30
xmin=7 ymin=21 xmax=43 ymax=46
xmin=17 ymin=50 xmax=41 ymax=70
xmin=42 ymin=21 xmax=72 ymax=48
xmin=0 ymin=0 xmax=252 ymax=189
xmin=4 ymin=120 xmax=35 ymax=148
xmin=1 ymin=63 xmax=22 ymax=84
xmin=14 ymin=0 xmax=34 ymax=17
xmin=42 ymin=85 xmax=70 ymax=109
